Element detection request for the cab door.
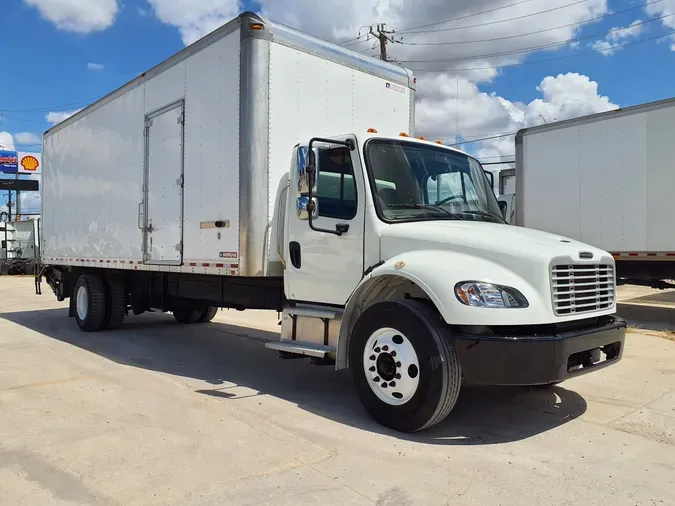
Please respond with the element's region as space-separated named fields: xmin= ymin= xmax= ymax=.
xmin=284 ymin=136 xmax=365 ymax=306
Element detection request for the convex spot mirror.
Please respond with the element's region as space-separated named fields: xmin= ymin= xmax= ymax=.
xmin=297 ymin=146 xmax=320 ymax=195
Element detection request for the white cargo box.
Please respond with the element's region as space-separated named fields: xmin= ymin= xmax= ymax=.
xmin=41 ymin=12 xmax=415 ymax=277
xmin=516 ymin=97 xmax=675 ymax=254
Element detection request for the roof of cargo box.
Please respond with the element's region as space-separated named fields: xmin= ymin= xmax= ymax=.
xmin=514 ymin=95 xmax=675 ymax=145
xmin=44 ymin=11 xmax=415 ymax=137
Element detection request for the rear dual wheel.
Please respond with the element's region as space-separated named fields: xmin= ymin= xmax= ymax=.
xmin=173 ymin=306 xmax=218 ymax=324
xmin=350 ymin=300 xmax=462 ymax=433
xmin=74 ymin=273 xmax=126 ymax=332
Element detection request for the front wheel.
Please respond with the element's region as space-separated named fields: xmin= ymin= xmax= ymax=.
xmin=350 ymin=300 xmax=462 ymax=433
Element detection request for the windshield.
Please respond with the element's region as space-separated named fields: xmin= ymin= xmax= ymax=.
xmin=363 ymin=139 xmax=504 ymax=224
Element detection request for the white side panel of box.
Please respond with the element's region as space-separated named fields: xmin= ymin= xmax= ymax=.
xmin=42 ymin=85 xmax=146 ymax=261
xmin=520 ymin=126 xmax=581 ymax=241
xmin=182 ymin=33 xmax=240 ymax=264
xmin=520 ymin=102 xmax=675 ymax=252
xmin=267 ymin=42 xmax=413 ymax=224
xmin=42 ymin=31 xmax=241 ymax=271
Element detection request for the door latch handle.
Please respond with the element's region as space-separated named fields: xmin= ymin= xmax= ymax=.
xmin=289 ymin=241 xmax=301 ymax=269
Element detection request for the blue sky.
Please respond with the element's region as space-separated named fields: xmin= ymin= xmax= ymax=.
xmin=1 ymin=0 xmax=674 ymax=150
xmin=1 ymin=0 xmax=674 ymax=203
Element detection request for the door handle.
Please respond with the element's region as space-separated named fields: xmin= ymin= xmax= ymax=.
xmin=289 ymin=241 xmax=301 ymax=269
xmin=138 ymin=203 xmax=143 ymax=230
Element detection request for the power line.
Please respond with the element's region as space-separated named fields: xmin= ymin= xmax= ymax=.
xmin=397 ymin=0 xmax=540 ymax=34
xmin=339 ymin=0 xmax=595 ymax=49
xmin=398 ymin=0 xmax=664 ymax=46
xmin=410 ymin=30 xmax=675 ymax=72
xmin=452 ymin=131 xmax=519 ymax=146
xmin=337 ymin=0 xmax=556 ymax=47
xmin=401 ymin=0 xmax=592 ymax=35
xmin=398 ymin=14 xmax=672 ymax=64
xmin=0 ymin=96 xmax=99 ymax=113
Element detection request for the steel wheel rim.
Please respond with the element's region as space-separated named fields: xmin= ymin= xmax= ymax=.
xmin=363 ymin=327 xmax=420 ymax=406
xmin=76 ymin=285 xmax=89 ymax=321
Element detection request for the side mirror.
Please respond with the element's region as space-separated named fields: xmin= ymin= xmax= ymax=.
xmin=297 ymin=146 xmax=320 ymax=194
xmin=484 ymin=170 xmax=495 ymax=191
xmin=296 ymin=196 xmax=319 ymax=221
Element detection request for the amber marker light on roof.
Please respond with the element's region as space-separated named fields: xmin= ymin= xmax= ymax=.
xmin=400 ymin=133 xmax=409 ymax=137
xmin=367 ymin=128 xmax=378 ymax=133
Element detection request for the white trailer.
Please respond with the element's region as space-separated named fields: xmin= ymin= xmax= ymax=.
xmin=38 ymin=12 xmax=625 ymax=433
xmin=1 ymin=220 xmax=39 ymax=274
xmin=515 ymin=96 xmax=675 ymax=288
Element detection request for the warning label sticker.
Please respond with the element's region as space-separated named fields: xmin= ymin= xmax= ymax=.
xmin=385 ymin=82 xmax=406 ymax=94
xmin=219 ymin=252 xmax=238 ymax=259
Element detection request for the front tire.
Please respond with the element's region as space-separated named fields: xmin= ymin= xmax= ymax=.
xmin=350 ymin=300 xmax=461 ymax=433
xmin=74 ymin=273 xmax=107 ymax=332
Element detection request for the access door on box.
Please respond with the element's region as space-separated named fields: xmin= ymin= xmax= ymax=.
xmin=142 ymin=100 xmax=185 ymax=265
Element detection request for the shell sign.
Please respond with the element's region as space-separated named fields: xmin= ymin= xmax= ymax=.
xmin=17 ymin=152 xmax=42 ymax=174
xmin=20 ymin=155 xmax=40 ymax=171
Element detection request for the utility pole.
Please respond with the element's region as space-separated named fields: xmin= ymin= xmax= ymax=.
xmin=361 ymin=24 xmax=398 ymax=61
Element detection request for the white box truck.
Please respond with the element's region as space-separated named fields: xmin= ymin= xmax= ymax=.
xmin=515 ymin=96 xmax=675 ymax=289
xmin=37 ymin=12 xmax=626 ymax=432
xmin=1 ymin=220 xmax=39 ymax=275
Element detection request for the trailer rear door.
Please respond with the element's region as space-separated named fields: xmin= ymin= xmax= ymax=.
xmin=143 ymin=100 xmax=185 ymax=265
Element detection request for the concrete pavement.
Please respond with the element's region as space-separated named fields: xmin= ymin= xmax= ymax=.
xmin=0 ymin=277 xmax=673 ymax=505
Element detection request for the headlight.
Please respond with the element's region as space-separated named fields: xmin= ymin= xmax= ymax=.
xmin=455 ymin=282 xmax=528 ymax=308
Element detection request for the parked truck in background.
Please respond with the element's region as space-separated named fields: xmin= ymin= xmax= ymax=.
xmin=37 ymin=12 xmax=626 ymax=433
xmin=514 ymin=96 xmax=675 ymax=289
xmin=1 ymin=219 xmax=39 ymax=275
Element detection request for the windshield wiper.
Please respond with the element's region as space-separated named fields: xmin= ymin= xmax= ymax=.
xmin=385 ymin=203 xmax=462 ymax=219
xmin=459 ymin=209 xmax=506 ymax=223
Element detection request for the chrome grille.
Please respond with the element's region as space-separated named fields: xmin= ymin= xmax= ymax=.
xmin=551 ymin=264 xmax=615 ymax=316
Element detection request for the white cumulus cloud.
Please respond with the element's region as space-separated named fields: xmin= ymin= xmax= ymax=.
xmin=591 ymin=19 xmax=644 ymax=55
xmin=46 ymin=109 xmax=83 ymax=126
xmin=14 ymin=132 xmax=41 ymax=145
xmin=474 ymin=73 xmax=618 ymax=163
xmin=0 ymin=132 xmax=15 ymax=150
xmin=87 ymin=63 xmax=105 ymax=70
xmin=147 ymin=0 xmax=241 ymax=45
xmin=645 ymin=0 xmax=675 ymax=50
xmin=145 ymin=1 xmax=620 ymax=166
xmin=23 ymin=0 xmax=120 ymax=33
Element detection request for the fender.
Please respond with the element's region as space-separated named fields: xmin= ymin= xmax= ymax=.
xmin=336 ymin=249 xmax=551 ymax=370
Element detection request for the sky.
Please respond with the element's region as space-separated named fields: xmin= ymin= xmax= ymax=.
xmin=1 ymin=0 xmax=675 ymax=213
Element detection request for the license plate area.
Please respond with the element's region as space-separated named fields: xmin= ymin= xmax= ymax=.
xmin=567 ymin=341 xmax=621 ymax=373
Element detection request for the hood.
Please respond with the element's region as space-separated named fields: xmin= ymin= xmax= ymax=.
xmin=380 ymin=221 xmax=612 ymax=269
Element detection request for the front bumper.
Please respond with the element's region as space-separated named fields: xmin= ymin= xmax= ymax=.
xmin=454 ymin=316 xmax=626 ymax=386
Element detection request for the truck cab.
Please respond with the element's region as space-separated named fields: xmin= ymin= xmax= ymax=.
xmin=268 ymin=130 xmax=626 ymax=432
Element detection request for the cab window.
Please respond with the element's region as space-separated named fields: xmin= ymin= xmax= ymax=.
xmin=316 ymin=147 xmax=357 ymax=220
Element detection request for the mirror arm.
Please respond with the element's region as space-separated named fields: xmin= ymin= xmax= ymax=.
xmin=306 ymin=137 xmax=355 ymax=237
